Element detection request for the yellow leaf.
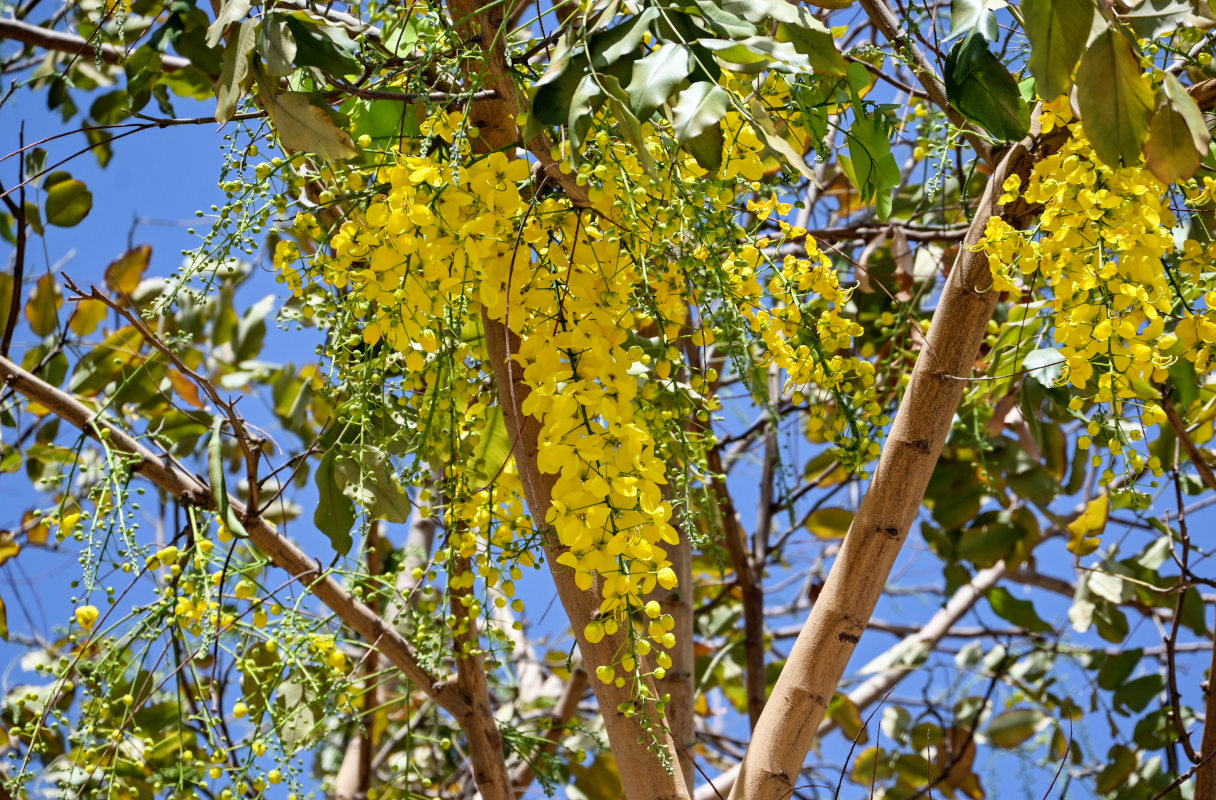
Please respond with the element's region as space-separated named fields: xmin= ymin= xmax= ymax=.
xmin=168 ymin=369 xmax=206 ymax=410
xmin=1067 ymin=494 xmax=1108 ymax=555
xmin=24 ymin=512 xmax=49 ymax=546
xmin=0 ymin=534 xmax=18 ymax=566
xmin=70 ymin=298 xmax=109 ymax=336
xmin=806 ymin=507 xmax=855 ymax=539
xmin=24 ymin=273 xmax=62 ymax=337
xmin=269 ymin=92 xmax=357 ymax=163
xmin=104 ymin=245 xmax=152 ymax=297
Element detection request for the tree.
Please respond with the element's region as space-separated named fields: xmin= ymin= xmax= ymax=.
xmin=1 ymin=0 xmax=1215 ymax=797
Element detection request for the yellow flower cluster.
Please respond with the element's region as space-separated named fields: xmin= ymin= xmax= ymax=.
xmin=754 ymin=233 xmax=880 ymax=466
xmin=276 ymin=99 xmax=877 ymax=674
xmin=979 ymin=99 xmax=1216 ymax=480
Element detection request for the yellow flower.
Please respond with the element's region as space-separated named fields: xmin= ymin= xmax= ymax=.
xmin=75 ymin=605 xmax=100 ymax=631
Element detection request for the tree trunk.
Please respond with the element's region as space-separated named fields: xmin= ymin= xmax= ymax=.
xmin=728 ymin=140 xmax=1033 ymax=800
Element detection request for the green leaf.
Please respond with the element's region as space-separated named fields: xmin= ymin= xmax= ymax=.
xmin=0 ymin=273 xmax=12 ymax=344
xmin=268 ymin=92 xmax=357 ymax=162
xmin=70 ymin=326 xmax=144 ymax=395
xmin=568 ymin=751 xmax=624 ymax=800
xmin=721 ymin=0 xmax=813 ymax=25
xmin=1144 ymin=72 xmax=1211 ymax=184
xmin=1092 ymin=598 xmax=1129 ymax=643
xmin=209 ymin=418 xmax=248 ymax=540
xmin=1097 ymin=648 xmax=1142 ymax=690
xmin=590 ymin=8 xmax=658 ymax=67
xmin=698 ymin=36 xmax=811 ymax=74
xmin=842 ymin=110 xmax=900 ymax=220
xmin=568 ymin=73 xmax=604 ymax=155
xmin=957 ymin=516 xmax=1024 ymax=568
xmin=1076 ymin=28 xmax=1153 ymax=167
xmin=44 ymin=178 xmax=93 ymax=227
xmin=239 ymin=642 xmax=281 ymax=719
xmin=1179 ymin=586 xmax=1207 ymax=636
xmin=233 ymin=294 xmax=275 ymax=362
xmin=205 ymin=0 xmax=252 ymax=48
xmin=283 ymin=13 xmax=360 ymax=75
xmin=627 ymin=44 xmax=692 ymax=120
xmin=602 ymin=78 xmax=660 ymax=180
xmin=689 ymin=0 xmax=757 ymax=38
xmin=987 ymin=708 xmax=1048 ymax=748
xmin=747 ymin=97 xmax=817 ymax=178
xmin=774 ymin=20 xmax=847 ymax=76
xmin=24 ymin=274 xmax=61 ymax=337
xmin=89 ymin=90 xmax=132 ymax=125
xmin=274 ymin=671 xmax=326 ymax=749
xmin=1121 ymin=0 xmax=1214 ymax=39
xmin=946 ymin=0 xmax=998 ymax=42
xmin=258 ymin=13 xmax=298 ymax=77
xmin=472 ymin=404 xmax=511 ymax=486
xmin=315 ymin=450 xmax=355 ymax=554
xmin=986 ymin=586 xmax=1053 ymax=633
xmin=162 ymin=64 xmax=215 ymax=101
xmin=341 ymin=447 xmax=413 ymax=523
xmin=670 ymin=81 xmax=728 ymax=171
xmin=1113 ymin=673 xmax=1165 ymax=714
xmin=83 ymin=125 xmax=114 ymax=167
xmin=827 ymin=693 xmax=868 ymax=743
xmin=944 ymin=33 xmax=1030 ymax=141
xmin=1022 ymin=0 xmax=1092 ymax=100
xmin=214 ymin=19 xmax=258 ymax=123
xmin=1022 ymin=347 xmax=1065 ymax=387
xmin=532 ymin=49 xmax=591 ymax=126
xmin=1096 ymin=745 xmax=1138 ymax=794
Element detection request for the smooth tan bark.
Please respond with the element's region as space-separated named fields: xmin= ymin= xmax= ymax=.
xmin=0 ymin=17 xmax=192 ymax=70
xmin=656 ymin=527 xmax=696 ymax=790
xmin=453 ymin=554 xmax=515 ymax=800
xmin=483 ymin=316 xmax=692 ymax=800
xmin=334 ymin=524 xmax=385 ymax=800
xmin=443 ymin=0 xmax=589 ymax=207
xmin=442 ymin=0 xmax=689 ymax=793
xmin=727 ymin=140 xmax=1031 ymax=800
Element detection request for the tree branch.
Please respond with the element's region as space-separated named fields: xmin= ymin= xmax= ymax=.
xmin=656 ymin=516 xmax=695 ymax=790
xmin=697 ymin=563 xmax=1008 ymax=800
xmin=451 ymin=552 xmax=514 ymax=800
xmin=482 ymin=314 xmax=692 ymax=800
xmin=1163 ymin=396 xmax=1216 ymax=494
xmin=727 ymin=132 xmax=1034 ymax=800
xmin=707 ymin=448 xmax=767 ymax=731
xmin=0 ymin=353 xmax=471 ymax=722
xmin=0 ymin=17 xmax=191 ymax=71
xmin=1193 ymin=631 xmax=1216 ymax=798
xmin=444 ymin=0 xmax=589 ymax=207
xmin=509 ymin=665 xmax=590 ymax=794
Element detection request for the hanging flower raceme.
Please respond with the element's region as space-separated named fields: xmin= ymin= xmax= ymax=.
xmin=978 ymin=98 xmax=1216 ymax=486
xmin=275 ymin=100 xmax=881 ymax=680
